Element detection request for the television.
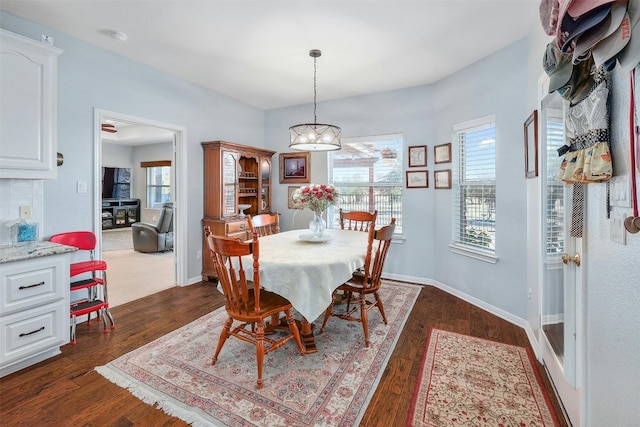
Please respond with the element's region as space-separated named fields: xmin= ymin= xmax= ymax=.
xmin=102 ymin=167 xmax=131 ymax=199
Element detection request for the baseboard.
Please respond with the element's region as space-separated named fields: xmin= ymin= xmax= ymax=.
xmin=383 ymin=272 xmax=539 ymax=356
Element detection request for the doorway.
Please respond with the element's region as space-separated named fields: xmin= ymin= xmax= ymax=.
xmin=93 ymin=109 xmax=188 ymax=304
xmin=538 ymin=81 xmax=584 ymax=426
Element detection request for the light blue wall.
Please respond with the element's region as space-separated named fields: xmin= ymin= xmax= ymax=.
xmin=102 ymin=142 xmax=174 ymax=223
xmin=131 ymin=142 xmax=173 ymax=222
xmin=266 ymin=85 xmax=436 ymax=279
xmin=1 ymin=11 xmax=265 ymax=280
xmin=267 ymin=40 xmax=530 ymax=318
xmin=2 ymin=9 xmax=639 ymax=426
xmin=582 ymin=67 xmax=640 ymax=426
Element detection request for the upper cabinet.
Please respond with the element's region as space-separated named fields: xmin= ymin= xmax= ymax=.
xmin=0 ymin=29 xmax=63 ymax=179
xmin=202 ymin=141 xmax=276 ymax=220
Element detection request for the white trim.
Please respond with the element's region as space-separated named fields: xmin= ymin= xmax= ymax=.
xmin=341 ymin=133 xmax=403 ymax=144
xmin=451 ymin=113 xmax=495 ymax=132
xmin=93 ymin=109 xmax=188 ymax=286
xmin=382 ymin=273 xmax=527 ymax=328
xmin=448 ymin=243 xmax=498 ymax=264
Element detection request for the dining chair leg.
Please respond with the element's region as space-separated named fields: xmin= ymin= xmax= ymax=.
xmin=374 ymin=291 xmax=388 ymax=324
xmin=345 ymin=291 xmax=353 ymax=311
xmin=212 ymin=317 xmax=233 ymax=365
xmin=255 ymin=319 xmax=266 ymax=389
xmin=285 ymin=310 xmax=305 ymax=355
xmin=360 ymin=295 xmax=371 ymax=347
xmin=320 ymin=292 xmax=336 ymax=333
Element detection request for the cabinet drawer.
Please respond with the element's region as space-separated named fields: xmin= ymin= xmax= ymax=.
xmin=226 ymin=220 xmax=249 ymax=235
xmin=0 ymin=300 xmax=67 ymax=365
xmin=1 ymin=255 xmax=67 ymax=315
xmin=227 ymin=231 xmax=251 ymax=241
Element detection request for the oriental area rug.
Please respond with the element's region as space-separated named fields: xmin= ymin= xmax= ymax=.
xmin=407 ymin=329 xmax=560 ymax=427
xmin=96 ymin=281 xmax=420 ymax=426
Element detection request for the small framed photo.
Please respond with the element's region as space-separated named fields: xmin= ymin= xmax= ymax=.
xmin=524 ymin=110 xmax=538 ymax=178
xmin=288 ymin=186 xmax=303 ymax=209
xmin=408 ymin=145 xmax=428 ymax=167
xmin=434 ymin=143 xmax=452 ymax=164
xmin=280 ymin=152 xmax=311 ymax=184
xmin=406 ymin=170 xmax=428 ymax=188
xmin=434 ymin=169 xmax=452 ymax=189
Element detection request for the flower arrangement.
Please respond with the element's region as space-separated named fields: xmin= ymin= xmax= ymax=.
xmin=292 ymin=184 xmax=339 ymax=213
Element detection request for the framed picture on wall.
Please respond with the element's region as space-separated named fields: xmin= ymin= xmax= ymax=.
xmin=406 ymin=170 xmax=428 ymax=188
xmin=279 ymin=152 xmax=311 ymax=184
xmin=288 ymin=186 xmax=303 ymax=209
xmin=524 ymin=110 xmax=538 ymax=178
xmin=434 ymin=143 xmax=452 ymax=164
xmin=434 ymin=169 xmax=451 ymax=189
xmin=408 ymin=145 xmax=428 ymax=167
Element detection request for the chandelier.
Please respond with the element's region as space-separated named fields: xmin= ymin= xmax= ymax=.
xmin=289 ymin=49 xmax=342 ymax=151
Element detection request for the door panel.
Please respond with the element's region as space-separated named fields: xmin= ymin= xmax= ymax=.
xmin=540 ymin=88 xmax=582 ymax=426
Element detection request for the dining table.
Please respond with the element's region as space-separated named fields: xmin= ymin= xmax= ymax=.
xmin=237 ymin=228 xmax=369 ymax=352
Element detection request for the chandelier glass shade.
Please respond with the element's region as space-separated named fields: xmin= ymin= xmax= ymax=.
xmin=289 ymin=49 xmax=341 ymax=151
xmin=289 ymin=123 xmax=342 ymax=151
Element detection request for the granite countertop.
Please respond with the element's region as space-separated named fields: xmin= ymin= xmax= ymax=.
xmin=0 ymin=241 xmax=78 ymax=263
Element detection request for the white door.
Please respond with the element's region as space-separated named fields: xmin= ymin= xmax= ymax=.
xmin=539 ymin=86 xmax=583 ymax=426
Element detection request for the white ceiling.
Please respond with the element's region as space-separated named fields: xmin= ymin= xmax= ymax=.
xmin=101 ymin=120 xmax=175 ymax=146
xmin=1 ymin=0 xmax=540 ymax=110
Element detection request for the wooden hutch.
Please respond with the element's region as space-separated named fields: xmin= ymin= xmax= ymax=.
xmin=201 ymin=141 xmax=276 ymax=281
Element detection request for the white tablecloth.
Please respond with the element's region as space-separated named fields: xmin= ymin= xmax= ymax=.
xmin=239 ymin=228 xmax=369 ymax=322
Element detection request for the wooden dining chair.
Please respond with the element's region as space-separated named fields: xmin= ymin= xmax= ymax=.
xmin=204 ymin=227 xmax=305 ymax=389
xmin=249 ymin=212 xmax=280 ymax=237
xmin=339 ymin=209 xmax=377 ymax=232
xmin=339 ymin=209 xmax=378 ymax=297
xmin=320 ymin=218 xmax=396 ymax=347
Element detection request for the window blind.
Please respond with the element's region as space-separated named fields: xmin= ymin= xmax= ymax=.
xmin=452 ymin=116 xmax=496 ymax=251
xmin=544 ymin=115 xmax=565 ymax=255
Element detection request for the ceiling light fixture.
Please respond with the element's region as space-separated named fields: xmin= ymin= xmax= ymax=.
xmin=108 ymin=30 xmax=128 ymax=43
xmin=289 ymin=49 xmax=341 ymax=151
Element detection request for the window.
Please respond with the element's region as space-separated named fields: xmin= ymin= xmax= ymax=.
xmin=544 ymin=109 xmax=565 ymax=255
xmin=328 ymin=134 xmax=403 ymax=234
xmin=143 ymin=162 xmax=171 ymax=209
xmin=452 ymin=115 xmax=496 ymax=257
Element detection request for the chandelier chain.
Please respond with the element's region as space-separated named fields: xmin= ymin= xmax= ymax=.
xmin=313 ymin=56 xmax=317 ymax=124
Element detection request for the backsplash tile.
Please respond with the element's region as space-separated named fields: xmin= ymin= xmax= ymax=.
xmin=0 ymin=179 xmax=44 ymax=246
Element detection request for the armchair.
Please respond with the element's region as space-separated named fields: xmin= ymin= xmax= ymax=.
xmin=132 ymin=203 xmax=174 ymax=253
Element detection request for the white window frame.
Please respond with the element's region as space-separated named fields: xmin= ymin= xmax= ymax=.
xmin=449 ymin=114 xmax=498 ymax=263
xmin=328 ymin=134 xmax=404 ymax=236
xmin=145 ymin=165 xmax=171 ymax=209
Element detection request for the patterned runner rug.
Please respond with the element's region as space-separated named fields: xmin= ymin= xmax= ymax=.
xmin=408 ymin=329 xmax=560 ymax=427
xmin=96 ymin=281 xmax=420 ymax=426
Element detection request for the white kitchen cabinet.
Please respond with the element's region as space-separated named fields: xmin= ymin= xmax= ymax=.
xmin=0 ymin=251 xmax=70 ymax=377
xmin=0 ymin=29 xmax=63 ymax=179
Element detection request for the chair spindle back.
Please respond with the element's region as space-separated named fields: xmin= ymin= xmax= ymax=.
xmin=360 ymin=218 xmax=396 ymax=292
xmin=205 ymin=226 xmax=262 ymax=315
xmin=339 ymin=209 xmax=378 ymax=232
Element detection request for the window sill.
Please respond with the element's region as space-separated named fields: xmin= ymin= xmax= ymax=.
xmin=448 ymin=243 xmax=498 ymax=264
xmin=391 ymin=235 xmax=405 ymax=244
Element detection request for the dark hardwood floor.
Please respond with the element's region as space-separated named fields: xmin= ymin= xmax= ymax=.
xmin=0 ymin=282 xmax=569 ymax=426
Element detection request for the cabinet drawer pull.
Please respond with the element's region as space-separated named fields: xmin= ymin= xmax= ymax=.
xmin=19 ymin=326 xmax=45 ymax=337
xmin=240 ymin=224 xmax=246 ymax=229
xmin=18 ymin=281 xmax=45 ymax=290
